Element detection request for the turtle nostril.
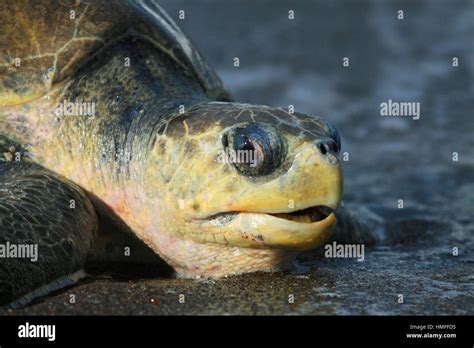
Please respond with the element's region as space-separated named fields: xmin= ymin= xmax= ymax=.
xmin=317 ymin=139 xmax=338 ymax=156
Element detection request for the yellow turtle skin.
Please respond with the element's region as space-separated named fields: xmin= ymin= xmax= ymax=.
xmin=0 ymin=0 xmax=344 ymax=287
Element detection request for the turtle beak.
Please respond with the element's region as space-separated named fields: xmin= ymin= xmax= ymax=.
xmin=195 ymin=140 xmax=342 ymax=250
xmin=218 ymin=208 xmax=337 ymax=250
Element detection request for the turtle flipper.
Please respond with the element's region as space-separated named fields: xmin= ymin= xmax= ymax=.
xmin=0 ymin=136 xmax=98 ymax=306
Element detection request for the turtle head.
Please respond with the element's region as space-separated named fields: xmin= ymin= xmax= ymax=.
xmin=145 ymin=102 xmax=342 ymax=277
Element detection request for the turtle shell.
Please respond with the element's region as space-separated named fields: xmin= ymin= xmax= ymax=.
xmin=0 ymin=0 xmax=231 ymax=107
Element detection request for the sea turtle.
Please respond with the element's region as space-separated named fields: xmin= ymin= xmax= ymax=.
xmin=0 ymin=0 xmax=370 ymax=306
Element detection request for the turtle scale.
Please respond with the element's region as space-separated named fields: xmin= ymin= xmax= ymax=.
xmin=0 ymin=0 xmax=236 ymax=305
xmin=0 ymin=0 xmax=231 ymax=107
xmin=0 ymin=0 xmax=368 ymax=307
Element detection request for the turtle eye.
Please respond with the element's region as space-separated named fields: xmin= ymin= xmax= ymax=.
xmin=234 ymin=134 xmax=265 ymax=171
xmin=222 ymin=123 xmax=286 ymax=177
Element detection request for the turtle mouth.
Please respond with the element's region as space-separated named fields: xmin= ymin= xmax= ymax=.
xmin=206 ymin=205 xmax=334 ymax=225
xmin=269 ymin=205 xmax=334 ymax=223
xmin=196 ymin=204 xmax=337 ymax=250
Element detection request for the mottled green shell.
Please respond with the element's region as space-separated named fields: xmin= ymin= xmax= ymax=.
xmin=0 ymin=0 xmax=231 ymax=106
